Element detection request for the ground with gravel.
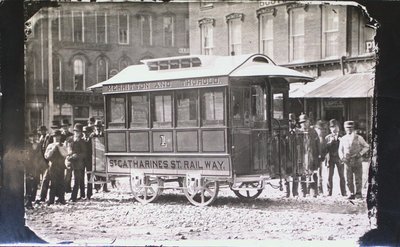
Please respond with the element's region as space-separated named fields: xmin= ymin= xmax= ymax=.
xmin=25 ymin=177 xmax=371 ymax=245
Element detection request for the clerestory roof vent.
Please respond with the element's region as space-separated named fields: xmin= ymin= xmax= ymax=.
xmin=146 ymin=57 xmax=202 ymax=71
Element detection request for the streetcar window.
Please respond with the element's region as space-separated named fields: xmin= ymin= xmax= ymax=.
xmin=251 ymin=85 xmax=268 ymax=127
xmin=152 ymin=92 xmax=172 ymax=128
xmin=130 ymin=93 xmax=149 ymax=128
xmin=201 ymin=88 xmax=225 ymax=127
xmin=108 ymin=95 xmax=126 ymax=128
xmin=176 ymin=90 xmax=198 ymax=127
xmin=273 ymin=93 xmax=284 ymax=120
xmin=231 ymin=87 xmax=251 ymax=127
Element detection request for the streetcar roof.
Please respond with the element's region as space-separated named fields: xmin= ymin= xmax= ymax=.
xmin=88 ymin=54 xmax=314 ymax=91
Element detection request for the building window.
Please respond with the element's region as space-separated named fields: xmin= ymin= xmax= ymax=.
xmin=97 ymin=57 xmax=108 ymax=83
xmin=184 ymin=16 xmax=190 ymax=48
xmin=72 ymin=11 xmax=84 ymax=42
xmin=322 ymin=5 xmax=339 ymax=58
xmin=96 ymin=12 xmax=107 ymax=43
xmin=119 ymin=57 xmax=131 ymax=71
xmin=73 ymin=58 xmax=85 ymax=91
xmin=200 ymin=22 xmax=213 ymax=55
xmin=52 ymin=10 xmax=61 ymax=41
xmin=259 ymin=13 xmax=273 ymax=58
xmin=163 ymin=16 xmax=174 ymax=47
xmin=228 ymin=17 xmax=242 ymax=56
xmin=118 ymin=12 xmax=129 ymax=44
xmin=139 ymin=15 xmax=152 ymax=46
xmin=289 ymin=8 xmax=304 ymax=62
xmin=53 ymin=55 xmax=62 ymax=90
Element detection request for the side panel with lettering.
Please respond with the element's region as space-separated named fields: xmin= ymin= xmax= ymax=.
xmin=106 ymin=156 xmax=231 ymax=176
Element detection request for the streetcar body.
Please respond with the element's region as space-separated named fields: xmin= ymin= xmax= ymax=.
xmin=90 ymin=54 xmax=313 ymax=206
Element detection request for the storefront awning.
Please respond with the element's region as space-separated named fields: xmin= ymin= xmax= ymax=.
xmin=289 ymin=72 xmax=375 ymax=98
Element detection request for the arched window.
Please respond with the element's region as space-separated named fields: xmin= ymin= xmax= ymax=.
xmin=119 ymin=57 xmax=131 ymax=71
xmin=73 ymin=58 xmax=85 ymax=91
xmin=97 ymin=57 xmax=109 ymax=83
xmin=163 ymin=15 xmax=175 ymax=47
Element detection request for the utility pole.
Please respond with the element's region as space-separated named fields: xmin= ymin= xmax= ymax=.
xmin=47 ymin=7 xmax=53 ymax=127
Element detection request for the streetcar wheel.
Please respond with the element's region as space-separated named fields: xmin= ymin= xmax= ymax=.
xmin=232 ymin=182 xmax=263 ymax=200
xmin=130 ymin=176 xmax=163 ymax=204
xmin=183 ymin=178 xmax=219 ymax=207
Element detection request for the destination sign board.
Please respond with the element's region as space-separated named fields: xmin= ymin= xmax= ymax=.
xmin=103 ymin=76 xmax=229 ymax=94
xmin=106 ymin=156 xmax=231 ymax=177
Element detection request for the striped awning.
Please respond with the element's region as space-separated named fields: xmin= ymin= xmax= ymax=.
xmin=289 ymin=72 xmax=375 ymax=98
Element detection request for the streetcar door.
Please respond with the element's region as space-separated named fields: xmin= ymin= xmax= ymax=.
xmin=231 ymin=87 xmax=252 ymax=175
xmin=250 ymin=84 xmax=271 ymax=174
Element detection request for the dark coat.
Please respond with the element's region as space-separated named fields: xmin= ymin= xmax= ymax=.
xmin=66 ymin=137 xmax=87 ymax=170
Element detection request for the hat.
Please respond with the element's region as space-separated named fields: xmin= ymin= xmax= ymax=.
xmin=315 ymin=120 xmax=327 ymax=129
xmin=94 ymin=120 xmax=103 ymax=127
xmin=289 ymin=113 xmax=296 ymax=121
xmin=73 ymin=123 xmax=83 ymax=132
xmin=51 ymin=129 xmax=62 ymax=137
xmin=298 ymin=113 xmax=308 ymax=123
xmin=329 ymin=119 xmax=338 ymax=127
xmin=344 ymin=121 xmax=355 ymax=128
xmin=61 ymin=119 xmax=71 ymax=127
xmin=88 ymin=117 xmax=96 ymax=125
xmin=83 ymin=126 xmax=92 ymax=133
xmin=50 ymin=120 xmax=61 ymax=129
xmin=37 ymin=125 xmax=47 ymax=132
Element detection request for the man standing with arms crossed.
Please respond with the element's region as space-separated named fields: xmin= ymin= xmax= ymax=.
xmin=339 ymin=121 xmax=369 ymax=199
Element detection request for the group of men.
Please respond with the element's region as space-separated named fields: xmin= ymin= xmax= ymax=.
xmin=286 ymin=113 xmax=369 ymax=200
xmin=24 ymin=117 xmax=107 ymax=208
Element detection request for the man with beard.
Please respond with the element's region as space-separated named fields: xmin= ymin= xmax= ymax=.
xmin=66 ymin=123 xmax=87 ymax=202
xmin=44 ymin=130 xmax=68 ymax=205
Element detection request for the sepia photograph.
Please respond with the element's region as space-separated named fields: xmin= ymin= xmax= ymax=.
xmin=1 ymin=0 xmax=400 ymax=246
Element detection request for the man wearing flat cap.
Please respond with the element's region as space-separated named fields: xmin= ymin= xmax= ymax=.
xmin=339 ymin=120 xmax=369 ymax=199
xmin=325 ymin=119 xmax=346 ymax=197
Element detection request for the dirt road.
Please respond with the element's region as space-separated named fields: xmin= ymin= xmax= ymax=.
xmin=25 ymin=178 xmax=371 ymax=245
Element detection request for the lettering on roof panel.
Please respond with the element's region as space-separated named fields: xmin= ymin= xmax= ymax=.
xmin=103 ymin=77 xmax=229 ymax=94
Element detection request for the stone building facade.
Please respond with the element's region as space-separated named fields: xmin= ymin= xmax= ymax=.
xmin=189 ymin=1 xmax=376 ymax=138
xmin=25 ymin=1 xmax=189 ymax=131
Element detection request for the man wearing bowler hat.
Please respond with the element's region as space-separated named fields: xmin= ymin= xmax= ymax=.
xmin=82 ymin=126 xmax=93 ymax=199
xmin=60 ymin=119 xmax=73 ymax=143
xmin=339 ymin=120 xmax=369 ymax=199
xmin=38 ymin=120 xmax=61 ymax=203
xmin=66 ymin=123 xmax=87 ymax=202
xmin=325 ymin=119 xmax=346 ymax=197
xmin=296 ymin=113 xmax=319 ymax=197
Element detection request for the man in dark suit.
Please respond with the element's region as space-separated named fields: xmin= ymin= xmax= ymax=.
xmin=66 ymin=123 xmax=87 ymax=202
